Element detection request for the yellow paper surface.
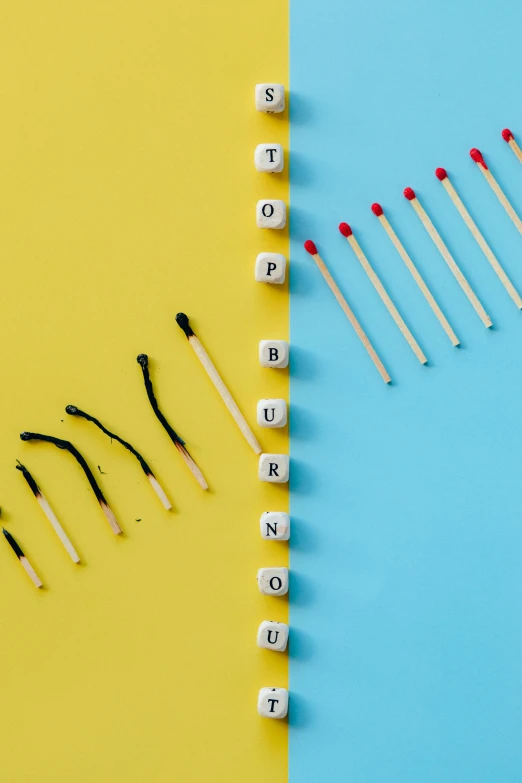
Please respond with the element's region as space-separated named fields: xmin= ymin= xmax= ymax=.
xmin=0 ymin=3 xmax=288 ymax=780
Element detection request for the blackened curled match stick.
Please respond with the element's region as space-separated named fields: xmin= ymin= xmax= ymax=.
xmin=2 ymin=528 xmax=43 ymax=588
xmin=470 ymin=148 xmax=522 ymax=236
xmin=16 ymin=461 xmax=80 ymax=562
xmin=20 ymin=432 xmax=122 ymax=535
xmin=175 ymin=313 xmax=263 ymax=454
xmin=502 ymin=128 xmax=522 ymax=165
xmin=65 ymin=405 xmax=172 ymax=510
xmin=136 ymin=354 xmax=209 ymax=490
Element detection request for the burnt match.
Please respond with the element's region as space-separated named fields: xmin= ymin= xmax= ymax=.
xmin=502 ymin=129 xmax=522 ymax=166
xmin=404 ymin=187 xmax=492 ymax=328
xmin=20 ymin=432 xmax=122 ymax=535
xmin=65 ymin=405 xmax=172 ymax=510
xmin=470 ymin=148 xmax=522 ymax=236
xmin=303 ymin=239 xmax=391 ymax=383
xmin=175 ymin=313 xmax=263 ymax=453
xmin=16 ymin=461 xmax=80 ymax=563
xmin=3 ymin=528 xmax=42 ymax=588
xmin=136 ymin=354 xmax=208 ymax=489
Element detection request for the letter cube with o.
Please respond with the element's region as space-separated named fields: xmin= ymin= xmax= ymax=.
xmin=255 ymin=84 xmax=285 ymax=113
xmin=259 ymin=453 xmax=289 ymax=483
xmin=257 ymin=620 xmax=289 ymax=652
xmin=259 ymin=340 xmax=288 ymax=368
xmin=257 ymin=567 xmax=288 ymax=596
xmin=255 ymin=253 xmax=286 ymax=285
xmin=256 ymin=200 xmax=286 ymax=229
xmin=257 ymin=399 xmax=287 ymax=428
xmin=260 ymin=511 xmax=290 ymax=541
xmin=258 ymin=687 xmax=288 ymax=719
xmin=254 ymin=143 xmax=284 ymax=173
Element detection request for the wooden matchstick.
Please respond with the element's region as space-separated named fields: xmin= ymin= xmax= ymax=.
xmin=16 ymin=461 xmax=80 ymax=563
xmin=404 ymin=187 xmax=492 ymax=328
xmin=175 ymin=314 xmax=263 ymax=453
xmin=303 ymin=240 xmax=391 ymax=384
xmin=136 ymin=354 xmax=208 ymax=489
xmin=20 ymin=432 xmax=122 ymax=535
xmin=435 ymin=167 xmax=522 ymax=309
xmin=371 ymin=203 xmax=460 ymax=346
xmin=470 ymin=148 xmax=522 ymax=236
xmin=3 ymin=528 xmax=42 ymax=588
xmin=502 ymin=129 xmax=522 ymax=166
xmin=65 ymin=406 xmax=172 ymax=510
xmin=339 ymin=222 xmax=427 ymax=365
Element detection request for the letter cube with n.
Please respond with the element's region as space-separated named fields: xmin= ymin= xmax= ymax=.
xmin=255 ymin=253 xmax=286 ymax=284
xmin=259 ymin=453 xmax=289 ymax=483
xmin=260 ymin=511 xmax=290 ymax=541
xmin=257 ymin=399 xmax=287 ymax=428
xmin=258 ymin=687 xmax=288 ymax=719
xmin=255 ymin=84 xmax=285 ymax=113
xmin=254 ymin=143 xmax=284 ymax=173
xmin=257 ymin=567 xmax=288 ymax=596
xmin=257 ymin=621 xmax=289 ymax=652
xmin=256 ymin=200 xmax=286 ymax=229
xmin=259 ymin=340 xmax=288 ymax=368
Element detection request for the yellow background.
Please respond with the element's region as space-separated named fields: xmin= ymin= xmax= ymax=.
xmin=0 ymin=3 xmax=288 ymax=780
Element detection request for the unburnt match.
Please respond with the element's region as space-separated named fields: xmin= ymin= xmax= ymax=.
xmin=303 ymin=240 xmax=391 ymax=384
xmin=175 ymin=313 xmax=263 ymax=453
xmin=339 ymin=222 xmax=427 ymax=365
xmin=371 ymin=203 xmax=459 ymax=346
xmin=20 ymin=432 xmax=122 ymax=535
xmin=16 ymin=461 xmax=80 ymax=563
xmin=66 ymin=405 xmax=172 ymax=510
xmin=404 ymin=187 xmax=492 ymax=328
xmin=3 ymin=528 xmax=42 ymax=588
xmin=502 ymin=129 xmax=522 ymax=166
xmin=137 ymin=354 xmax=208 ymax=489
xmin=470 ymin=148 xmax=522 ymax=236
xmin=435 ymin=167 xmax=522 ymax=309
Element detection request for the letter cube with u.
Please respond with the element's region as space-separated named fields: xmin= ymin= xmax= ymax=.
xmin=257 ymin=399 xmax=287 ymax=428
xmin=257 ymin=620 xmax=289 ymax=652
xmin=257 ymin=687 xmax=288 ymax=719
xmin=259 ymin=453 xmax=289 ymax=483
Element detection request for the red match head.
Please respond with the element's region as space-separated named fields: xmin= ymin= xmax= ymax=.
xmin=338 ymin=222 xmax=352 ymax=237
xmin=435 ymin=167 xmax=448 ymax=181
xmin=371 ymin=203 xmax=383 ymax=217
xmin=304 ymin=239 xmax=317 ymax=255
xmin=403 ymin=187 xmax=416 ymax=201
xmin=470 ymin=148 xmax=488 ymax=169
xmin=502 ymin=128 xmax=514 ymax=142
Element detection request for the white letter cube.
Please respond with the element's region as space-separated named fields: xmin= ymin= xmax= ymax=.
xmin=260 ymin=511 xmax=290 ymax=541
xmin=257 ymin=567 xmax=289 ymax=596
xmin=254 ymin=143 xmax=284 ymax=173
xmin=257 ymin=620 xmax=289 ymax=652
xmin=259 ymin=340 xmax=288 ymax=368
xmin=256 ymin=200 xmax=286 ymax=229
xmin=255 ymin=84 xmax=285 ymax=113
xmin=258 ymin=687 xmax=288 ymax=719
xmin=255 ymin=253 xmax=286 ymax=284
xmin=257 ymin=399 xmax=287 ymax=428
xmin=259 ymin=454 xmax=289 ymax=483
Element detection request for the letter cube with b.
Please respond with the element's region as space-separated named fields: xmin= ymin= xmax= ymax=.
xmin=257 ymin=399 xmax=287 ymax=428
xmin=258 ymin=687 xmax=288 ymax=719
xmin=255 ymin=253 xmax=286 ymax=284
xmin=259 ymin=340 xmax=288 ymax=368
xmin=255 ymin=84 xmax=285 ymax=113
xmin=254 ymin=143 xmax=284 ymax=173
xmin=260 ymin=511 xmax=290 ymax=541
xmin=259 ymin=453 xmax=289 ymax=483
xmin=257 ymin=567 xmax=288 ymax=596
xmin=256 ymin=200 xmax=286 ymax=229
xmin=257 ymin=620 xmax=289 ymax=652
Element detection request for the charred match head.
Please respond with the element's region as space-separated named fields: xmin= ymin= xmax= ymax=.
xmin=304 ymin=240 xmax=317 ymax=255
xmin=137 ymin=353 xmax=148 ymax=367
xmin=65 ymin=405 xmax=79 ymax=415
xmin=435 ymin=168 xmax=448 ymax=181
xmin=15 ymin=460 xmax=41 ymax=498
xmin=175 ymin=313 xmax=195 ymax=338
xmin=470 ymin=148 xmax=488 ymax=169
xmin=3 ymin=527 xmax=24 ymax=559
xmin=371 ymin=203 xmax=384 ymax=217
xmin=338 ymin=222 xmax=353 ymax=237
xmin=502 ymin=128 xmax=514 ymax=143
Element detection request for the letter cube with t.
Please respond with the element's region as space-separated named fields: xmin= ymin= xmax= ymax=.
xmin=257 ymin=399 xmax=287 ymax=428
xmin=260 ymin=511 xmax=290 ymax=541
xmin=255 ymin=84 xmax=285 ymax=113
xmin=259 ymin=340 xmax=288 ymax=368
xmin=256 ymin=200 xmax=286 ymax=229
xmin=255 ymin=253 xmax=286 ymax=284
xmin=259 ymin=453 xmax=289 ymax=483
xmin=258 ymin=687 xmax=288 ymax=719
xmin=254 ymin=143 xmax=284 ymax=173
xmin=257 ymin=620 xmax=289 ymax=652
xmin=257 ymin=567 xmax=288 ymax=596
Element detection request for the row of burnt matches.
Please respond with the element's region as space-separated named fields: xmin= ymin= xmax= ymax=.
xmin=305 ymin=129 xmax=522 ymax=383
xmin=5 ymin=313 xmax=262 ymax=588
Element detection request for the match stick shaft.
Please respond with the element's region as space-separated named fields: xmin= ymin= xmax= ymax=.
xmin=345 ymin=234 xmax=427 ymax=364
xmin=479 ymin=166 xmax=522 ymax=236
xmin=37 ymin=493 xmax=80 ymax=563
xmin=508 ymin=138 xmax=522 ymax=165
xmin=20 ymin=556 xmax=43 ymax=588
xmin=147 ymin=474 xmax=172 ymax=510
xmin=310 ymin=251 xmax=391 ymax=383
xmin=100 ymin=501 xmax=122 ymax=535
xmin=410 ymin=197 xmax=492 ymax=328
xmin=188 ymin=335 xmax=263 ymax=453
xmin=378 ymin=214 xmax=459 ymax=346
xmin=175 ymin=443 xmax=208 ymax=490
xmin=441 ymin=177 xmax=522 ymax=309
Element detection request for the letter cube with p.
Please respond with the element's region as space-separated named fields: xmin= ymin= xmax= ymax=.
xmin=257 ymin=620 xmax=289 ymax=652
xmin=255 ymin=252 xmax=286 ymax=284
xmin=257 ymin=567 xmax=288 ymax=596
xmin=256 ymin=200 xmax=286 ymax=229
xmin=258 ymin=687 xmax=288 ymax=719
xmin=255 ymin=84 xmax=285 ymax=113
xmin=259 ymin=340 xmax=288 ymax=368
xmin=259 ymin=453 xmax=289 ymax=483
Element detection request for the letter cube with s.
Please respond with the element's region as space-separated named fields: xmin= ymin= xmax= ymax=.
xmin=258 ymin=687 xmax=289 ymax=719
xmin=259 ymin=453 xmax=289 ymax=483
xmin=257 ymin=567 xmax=289 ymax=596
xmin=255 ymin=253 xmax=286 ymax=284
xmin=256 ymin=199 xmax=286 ymax=229
xmin=254 ymin=143 xmax=284 ymax=173
xmin=257 ymin=620 xmax=289 ymax=652
xmin=255 ymin=83 xmax=285 ymax=113
xmin=259 ymin=340 xmax=288 ymax=368
xmin=257 ymin=399 xmax=287 ymax=428
xmin=260 ymin=511 xmax=290 ymax=541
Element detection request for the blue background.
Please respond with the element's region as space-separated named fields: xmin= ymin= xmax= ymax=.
xmin=289 ymin=1 xmax=522 ymax=780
